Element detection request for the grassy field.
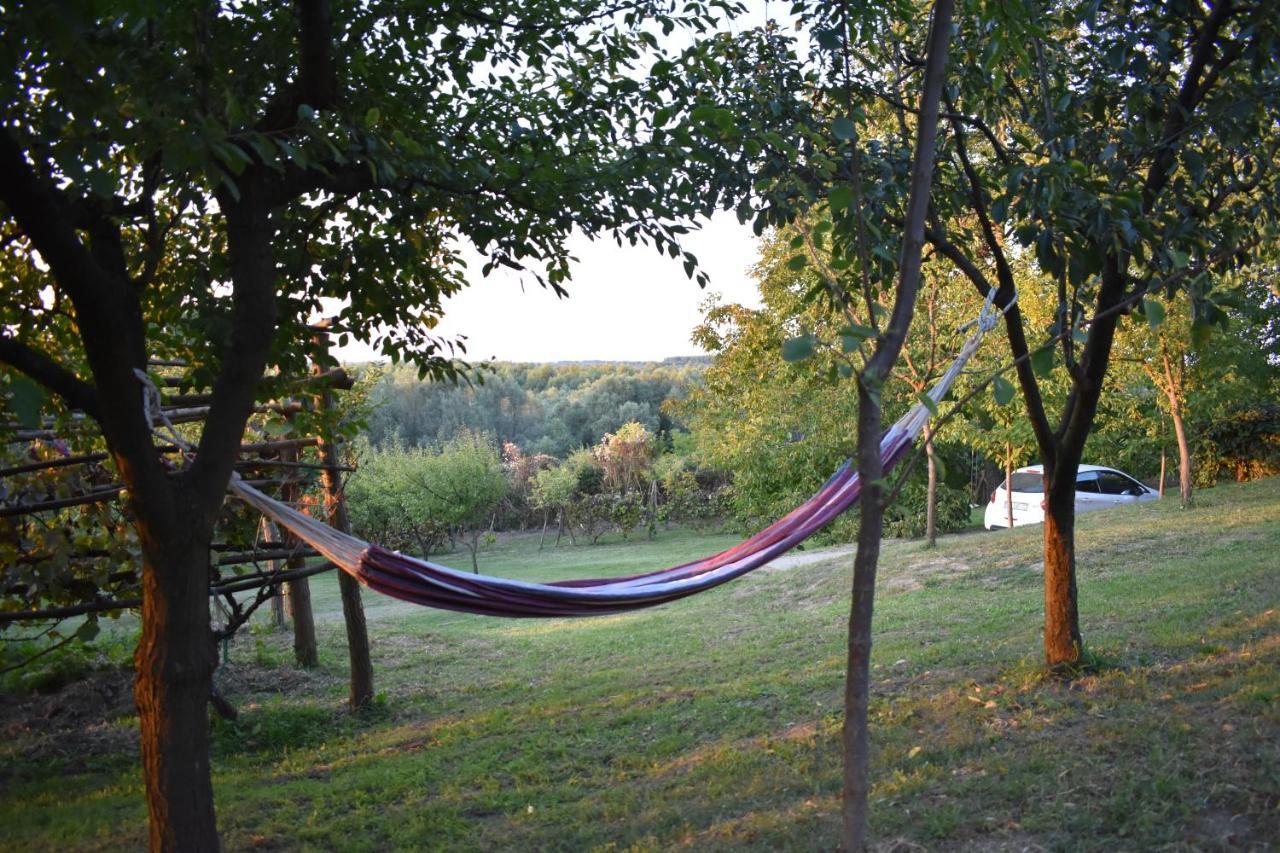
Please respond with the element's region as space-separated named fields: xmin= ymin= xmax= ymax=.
xmin=1 ymin=478 xmax=1278 ymax=851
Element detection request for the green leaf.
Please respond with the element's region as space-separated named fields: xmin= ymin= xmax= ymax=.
xmin=1167 ymin=248 xmax=1189 ymax=269
xmin=840 ymin=324 xmax=876 ymax=352
xmin=7 ymin=377 xmax=46 ymax=428
xmin=829 ymin=185 xmax=854 ymax=212
xmin=917 ymin=393 xmax=939 ymax=416
xmin=1142 ymin=297 xmax=1166 ymax=329
xmin=832 ymin=117 xmax=855 ymax=141
xmin=1030 ymin=345 xmax=1055 ymax=377
xmin=87 ymin=170 xmax=115 ymax=197
xmin=1191 ymin=320 xmax=1213 ymax=349
xmin=786 ymin=254 xmax=807 ymax=272
xmin=816 ymin=28 xmax=842 ymax=51
xmin=76 ymin=618 xmax=100 ymax=642
xmin=262 ymin=418 xmax=294 ymax=437
xmin=365 ymin=107 xmax=381 ymax=128
xmin=992 ymin=375 xmax=1015 ymax=406
xmin=781 ymin=335 xmax=817 ymax=363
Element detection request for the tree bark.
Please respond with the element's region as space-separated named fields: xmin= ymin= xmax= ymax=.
xmin=133 ymin=525 xmax=221 ymax=852
xmin=1171 ymin=404 xmax=1193 ymax=508
xmin=1042 ymin=472 xmax=1083 ymax=668
xmin=924 ymin=423 xmax=937 ymax=547
xmin=1159 ymin=448 xmax=1167 ymax=498
xmin=1161 ymin=350 xmax=1194 ymax=508
xmin=842 ymin=384 xmax=887 ymax=852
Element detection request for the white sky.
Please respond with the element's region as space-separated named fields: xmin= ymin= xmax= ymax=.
xmin=334 ymin=210 xmax=765 ymax=364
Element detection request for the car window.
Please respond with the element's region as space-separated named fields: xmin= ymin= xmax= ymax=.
xmin=1097 ymin=471 xmax=1141 ymax=495
xmin=1075 ymin=472 xmax=1100 ymax=493
xmin=1008 ymin=472 xmax=1044 ymax=493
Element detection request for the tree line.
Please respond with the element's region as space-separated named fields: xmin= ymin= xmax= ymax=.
xmin=361 ymin=360 xmax=705 ymax=458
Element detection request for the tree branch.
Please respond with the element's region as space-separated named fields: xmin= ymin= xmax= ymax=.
xmin=259 ymin=0 xmax=337 ymax=133
xmin=1141 ymin=0 xmax=1237 ymax=212
xmin=919 ymin=219 xmax=1057 ymax=457
xmin=0 ymin=336 xmax=100 ymax=418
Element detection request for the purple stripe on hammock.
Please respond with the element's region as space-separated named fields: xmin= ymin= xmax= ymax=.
xmin=340 ymin=432 xmax=913 ymax=617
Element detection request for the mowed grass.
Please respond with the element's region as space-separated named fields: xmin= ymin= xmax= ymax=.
xmin=1 ymin=479 xmax=1278 ymax=851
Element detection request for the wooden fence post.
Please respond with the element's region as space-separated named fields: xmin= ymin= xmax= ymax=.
xmin=316 ymin=384 xmax=374 ymax=710
xmin=279 ymin=437 xmax=319 ymax=668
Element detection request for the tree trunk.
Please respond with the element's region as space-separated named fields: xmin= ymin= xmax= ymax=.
xmin=1042 ymin=472 xmax=1083 ymax=668
xmin=280 ymin=442 xmax=317 ymax=668
xmin=924 ymin=423 xmax=937 ymax=547
xmin=554 ymin=508 xmax=564 ymax=547
xmin=1005 ymin=444 xmax=1014 ymax=530
xmin=134 ymin=531 xmax=221 ymax=852
xmin=469 ymin=527 xmax=480 ymax=573
xmin=1160 ymin=349 xmax=1193 ymax=508
xmin=1172 ymin=406 xmax=1193 ymax=508
xmin=316 ymin=390 xmax=374 ymax=710
xmin=337 ymin=572 xmax=373 ymax=708
xmin=539 ymin=509 xmax=549 ymax=550
xmin=842 ymin=383 xmax=887 ymax=851
xmin=840 ymin=1 xmax=953 ymax=844
xmin=648 ymin=479 xmax=658 ymax=539
xmin=1159 ymin=447 xmax=1167 ymax=499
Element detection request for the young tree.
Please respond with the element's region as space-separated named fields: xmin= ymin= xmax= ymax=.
xmin=0 ymin=2 xmax=812 ymax=845
xmin=594 ymin=421 xmax=656 ymax=494
xmin=773 ymin=2 xmax=955 ymax=845
xmin=423 ymin=431 xmax=507 ymax=573
xmin=911 ymin=1 xmax=1280 ymax=667
xmin=530 ymin=462 xmax=578 ymax=548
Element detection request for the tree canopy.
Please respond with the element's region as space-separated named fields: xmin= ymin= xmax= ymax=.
xmin=0 ymin=1 xmax=814 ymax=846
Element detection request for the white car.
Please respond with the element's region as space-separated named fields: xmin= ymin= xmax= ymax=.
xmin=983 ymin=464 xmax=1159 ymax=530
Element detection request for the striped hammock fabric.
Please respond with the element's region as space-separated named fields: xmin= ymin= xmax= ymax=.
xmin=229 ymin=297 xmax=1001 ymax=617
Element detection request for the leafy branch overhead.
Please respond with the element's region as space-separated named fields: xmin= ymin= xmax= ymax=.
xmin=1 ymin=0 xmax=817 ymax=403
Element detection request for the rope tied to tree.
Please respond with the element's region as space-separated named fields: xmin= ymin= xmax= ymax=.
xmin=133 ymin=368 xmax=198 ymax=464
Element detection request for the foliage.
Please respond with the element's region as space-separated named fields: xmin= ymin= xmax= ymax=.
xmin=345 ymin=431 xmax=506 ymax=564
xmin=345 ymin=439 xmax=447 ymax=557
xmin=594 ymin=421 xmax=656 ymax=494
xmin=362 ymin=360 xmax=705 ymax=458
xmin=1197 ymin=403 xmax=1280 ymax=486
xmin=498 ymin=441 xmax=557 ymax=530
xmin=0 ymin=443 xmax=140 ymax=614
xmin=882 ymin=442 xmax=974 ymax=539
xmin=678 ymin=228 xmax=974 ymax=540
xmin=530 ymin=463 xmax=579 ymax=518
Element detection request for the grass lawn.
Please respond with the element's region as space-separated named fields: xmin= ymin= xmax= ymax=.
xmin=1 ymin=478 xmax=1278 ymax=850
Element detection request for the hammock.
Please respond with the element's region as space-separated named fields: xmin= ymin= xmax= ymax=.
xmin=228 ymin=296 xmax=1004 ymax=618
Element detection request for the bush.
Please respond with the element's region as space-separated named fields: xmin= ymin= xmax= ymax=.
xmin=1195 ymin=403 xmax=1280 ymax=486
xmin=884 ymin=476 xmax=972 ymax=539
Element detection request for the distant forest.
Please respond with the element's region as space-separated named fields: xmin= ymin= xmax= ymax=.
xmin=362 ymin=359 xmax=709 ymax=457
